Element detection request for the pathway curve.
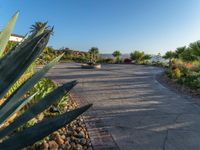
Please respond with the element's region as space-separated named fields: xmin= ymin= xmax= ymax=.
xmin=47 ymin=63 xmax=200 ymax=150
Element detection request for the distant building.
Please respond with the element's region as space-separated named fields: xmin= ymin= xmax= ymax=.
xmin=9 ymin=34 xmax=24 ymax=42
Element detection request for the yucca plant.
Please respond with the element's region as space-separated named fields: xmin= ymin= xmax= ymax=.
xmin=0 ymin=12 xmax=92 ymax=150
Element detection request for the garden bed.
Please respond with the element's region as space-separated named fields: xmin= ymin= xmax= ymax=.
xmin=27 ymin=95 xmax=93 ymax=150
xmin=157 ymin=73 xmax=200 ymax=99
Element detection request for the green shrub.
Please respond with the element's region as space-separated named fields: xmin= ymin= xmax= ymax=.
xmin=98 ymin=58 xmax=115 ymax=64
xmin=180 ymin=72 xmax=200 ymax=89
xmin=72 ymin=56 xmax=89 ymax=63
xmin=29 ymin=78 xmax=56 ymax=102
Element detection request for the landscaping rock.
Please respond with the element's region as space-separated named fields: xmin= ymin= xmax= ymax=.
xmin=48 ymin=140 xmax=59 ymax=150
xmin=40 ymin=141 xmax=48 ymax=150
xmin=27 ymin=97 xmax=92 ymax=150
xmin=76 ymin=144 xmax=83 ymax=150
xmin=55 ymin=134 xmax=64 ymax=145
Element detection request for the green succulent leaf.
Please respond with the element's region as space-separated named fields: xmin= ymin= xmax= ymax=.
xmin=0 ymin=54 xmax=64 ymax=121
xmin=0 ymin=81 xmax=77 ymax=139
xmin=0 ymin=104 xmax=92 ymax=150
xmin=0 ymin=30 xmax=51 ymax=99
xmin=0 ymin=93 xmax=36 ymax=125
xmin=0 ymin=11 xmax=19 ymax=57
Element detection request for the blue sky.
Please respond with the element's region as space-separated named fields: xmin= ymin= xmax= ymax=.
xmin=1 ymin=0 xmax=200 ymax=54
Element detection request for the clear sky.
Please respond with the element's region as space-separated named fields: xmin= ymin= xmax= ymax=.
xmin=1 ymin=0 xmax=200 ymax=54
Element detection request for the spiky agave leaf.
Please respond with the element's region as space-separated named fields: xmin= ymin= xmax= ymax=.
xmin=0 ymin=93 xmax=37 ymax=125
xmin=0 ymin=104 xmax=92 ymax=150
xmin=0 ymin=30 xmax=52 ymax=99
xmin=0 ymin=81 xmax=77 ymax=139
xmin=0 ymin=11 xmax=19 ymax=57
xmin=0 ymin=54 xmax=64 ymax=121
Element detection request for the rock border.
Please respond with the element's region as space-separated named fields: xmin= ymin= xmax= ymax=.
xmin=27 ymin=95 xmax=93 ymax=150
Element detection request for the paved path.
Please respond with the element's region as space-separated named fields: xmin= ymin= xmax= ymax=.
xmin=47 ymin=63 xmax=200 ymax=150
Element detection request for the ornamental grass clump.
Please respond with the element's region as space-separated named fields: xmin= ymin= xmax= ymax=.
xmin=0 ymin=12 xmax=92 ymax=150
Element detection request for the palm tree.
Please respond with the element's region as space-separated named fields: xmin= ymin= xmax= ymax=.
xmin=112 ymin=50 xmax=121 ymax=63
xmin=163 ymin=51 xmax=176 ymax=60
xmin=88 ymin=47 xmax=99 ymax=63
xmin=130 ymin=51 xmax=145 ymax=63
xmin=30 ymin=21 xmax=49 ymax=33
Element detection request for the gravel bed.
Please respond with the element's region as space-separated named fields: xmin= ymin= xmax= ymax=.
xmin=27 ymin=96 xmax=93 ymax=150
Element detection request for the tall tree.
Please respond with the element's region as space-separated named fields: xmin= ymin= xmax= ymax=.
xmin=30 ymin=22 xmax=49 ymax=33
xmin=163 ymin=51 xmax=176 ymax=60
xmin=112 ymin=50 xmax=121 ymax=63
xmin=175 ymin=46 xmax=186 ymax=58
xmin=189 ymin=41 xmax=200 ymax=58
xmin=130 ymin=51 xmax=144 ymax=63
xmin=88 ymin=47 xmax=99 ymax=63
xmin=180 ymin=48 xmax=198 ymax=62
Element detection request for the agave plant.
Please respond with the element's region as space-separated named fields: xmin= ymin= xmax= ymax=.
xmin=0 ymin=12 xmax=92 ymax=150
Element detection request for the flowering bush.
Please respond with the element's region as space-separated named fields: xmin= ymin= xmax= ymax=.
xmin=172 ymin=68 xmax=181 ymax=79
xmin=167 ymin=59 xmax=200 ymax=89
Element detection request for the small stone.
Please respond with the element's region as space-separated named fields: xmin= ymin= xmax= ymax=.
xmin=73 ymin=131 xmax=78 ymax=137
xmin=59 ymin=144 xmax=65 ymax=149
xmin=64 ymin=140 xmax=70 ymax=145
xmin=66 ymin=130 xmax=73 ymax=136
xmin=85 ymin=134 xmax=89 ymax=139
xmin=40 ymin=141 xmax=48 ymax=150
xmin=76 ymin=144 xmax=83 ymax=150
xmin=66 ymin=137 xmax=71 ymax=142
xmin=80 ymin=138 xmax=87 ymax=145
xmin=53 ymin=131 xmax=60 ymax=137
xmin=87 ymin=146 xmax=93 ymax=150
xmin=77 ymin=131 xmax=85 ymax=138
xmin=74 ymin=138 xmax=81 ymax=144
xmin=36 ymin=113 xmax=44 ymax=121
xmin=48 ymin=140 xmax=59 ymax=150
xmin=70 ymin=142 xmax=76 ymax=149
xmin=83 ymin=146 xmax=88 ymax=150
xmin=76 ymin=127 xmax=82 ymax=132
xmin=55 ymin=134 xmax=64 ymax=145
xmin=61 ymin=135 xmax=65 ymax=140
xmin=63 ymin=141 xmax=71 ymax=150
xmin=46 ymin=136 xmax=50 ymax=141
xmin=58 ymin=129 xmax=62 ymax=133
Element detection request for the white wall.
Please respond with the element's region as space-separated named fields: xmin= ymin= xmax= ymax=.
xmin=9 ymin=35 xmax=23 ymax=42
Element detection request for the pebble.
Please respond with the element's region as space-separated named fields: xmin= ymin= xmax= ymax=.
xmin=80 ymin=138 xmax=87 ymax=145
xmin=55 ymin=134 xmax=64 ymax=145
xmin=40 ymin=141 xmax=48 ymax=150
xmin=60 ymin=135 xmax=65 ymax=140
xmin=76 ymin=144 xmax=83 ymax=150
xmin=70 ymin=142 xmax=76 ymax=149
xmin=36 ymin=113 xmax=44 ymax=121
xmin=87 ymin=146 xmax=93 ymax=150
xmin=77 ymin=131 xmax=85 ymax=138
xmin=48 ymin=140 xmax=59 ymax=150
xmin=29 ymin=99 xmax=92 ymax=150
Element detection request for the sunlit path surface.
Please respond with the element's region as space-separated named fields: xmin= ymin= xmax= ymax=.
xmin=47 ymin=63 xmax=200 ymax=150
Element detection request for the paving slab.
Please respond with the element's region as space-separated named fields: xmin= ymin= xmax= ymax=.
xmin=47 ymin=63 xmax=200 ymax=150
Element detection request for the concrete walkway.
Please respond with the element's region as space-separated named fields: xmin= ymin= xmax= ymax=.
xmin=47 ymin=63 xmax=200 ymax=150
